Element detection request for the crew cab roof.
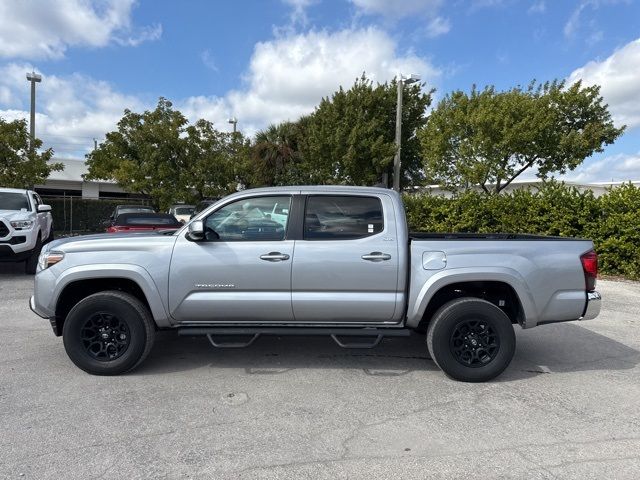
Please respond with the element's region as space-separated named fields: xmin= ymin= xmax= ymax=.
xmin=218 ymin=186 xmax=398 ymax=205
xmin=0 ymin=188 xmax=30 ymax=194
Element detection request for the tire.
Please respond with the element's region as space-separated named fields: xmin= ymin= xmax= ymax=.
xmin=24 ymin=234 xmax=42 ymax=274
xmin=62 ymin=291 xmax=155 ymax=375
xmin=427 ymin=297 xmax=515 ymax=382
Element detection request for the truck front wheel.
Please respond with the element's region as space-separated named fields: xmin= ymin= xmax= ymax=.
xmin=24 ymin=235 xmax=42 ymax=274
xmin=62 ymin=291 xmax=155 ymax=375
xmin=427 ymin=297 xmax=515 ymax=382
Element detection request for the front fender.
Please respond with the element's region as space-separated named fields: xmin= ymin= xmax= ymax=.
xmin=49 ymin=264 xmax=170 ymax=327
xmin=406 ymin=267 xmax=538 ymax=329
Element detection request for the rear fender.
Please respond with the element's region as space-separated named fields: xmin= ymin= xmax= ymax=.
xmin=407 ymin=267 xmax=538 ymax=329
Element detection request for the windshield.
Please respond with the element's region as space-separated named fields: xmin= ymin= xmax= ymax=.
xmin=116 ymin=214 xmax=181 ymax=226
xmin=0 ymin=192 xmax=30 ymax=211
xmin=118 ymin=207 xmax=155 ymax=215
xmin=175 ymin=207 xmax=195 ymax=215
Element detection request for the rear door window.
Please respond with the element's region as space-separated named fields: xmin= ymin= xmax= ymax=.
xmin=303 ymin=196 xmax=384 ymax=240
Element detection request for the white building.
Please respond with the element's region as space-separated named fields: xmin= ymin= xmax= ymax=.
xmin=34 ymin=158 xmax=128 ymax=199
xmin=415 ymin=179 xmax=640 ymax=198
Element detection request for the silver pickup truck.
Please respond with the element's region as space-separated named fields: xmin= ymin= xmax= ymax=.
xmin=30 ymin=186 xmax=601 ymax=382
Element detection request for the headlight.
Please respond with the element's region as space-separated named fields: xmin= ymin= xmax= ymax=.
xmin=38 ymin=251 xmax=64 ymax=270
xmin=10 ymin=220 xmax=34 ymax=229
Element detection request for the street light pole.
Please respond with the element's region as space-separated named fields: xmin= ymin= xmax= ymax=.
xmin=392 ymin=77 xmax=404 ymax=192
xmin=26 ymin=71 xmax=42 ymax=151
xmin=392 ymin=73 xmax=420 ymax=192
xmin=228 ymin=117 xmax=238 ymax=133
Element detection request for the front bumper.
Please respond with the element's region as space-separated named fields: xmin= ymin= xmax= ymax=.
xmin=29 ymin=295 xmax=47 ymax=318
xmin=29 ymin=295 xmax=61 ymax=336
xmin=0 ymin=222 xmax=38 ymax=259
xmin=580 ymin=291 xmax=601 ymax=321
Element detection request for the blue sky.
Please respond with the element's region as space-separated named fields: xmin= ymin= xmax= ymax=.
xmin=1 ymin=0 xmax=639 ymax=183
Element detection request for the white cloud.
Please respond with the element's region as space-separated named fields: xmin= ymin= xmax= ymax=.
xmin=200 ymin=50 xmax=219 ymax=72
xmin=564 ymin=0 xmax=628 ymax=41
xmin=0 ymin=63 xmax=145 ymax=157
xmin=281 ymin=0 xmax=317 ymax=25
xmin=528 ymin=1 xmax=546 ymax=14
xmin=117 ymin=23 xmax=163 ymax=47
xmin=349 ymin=1 xmax=450 ymax=38
xmin=350 ymin=0 xmax=443 ymax=19
xmin=0 ymin=0 xmax=161 ymax=59
xmin=563 ymin=1 xmax=588 ymax=38
xmin=562 ymin=152 xmax=640 ymax=183
xmin=0 ymin=28 xmax=440 ymax=155
xmin=425 ymin=17 xmax=451 ymax=38
xmin=183 ymin=27 xmax=441 ymax=135
xmin=567 ymin=38 xmax=640 ymax=130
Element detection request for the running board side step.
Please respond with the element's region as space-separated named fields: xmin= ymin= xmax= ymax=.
xmin=178 ymin=327 xmax=411 ymax=349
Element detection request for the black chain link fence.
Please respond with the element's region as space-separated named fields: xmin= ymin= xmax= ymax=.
xmin=41 ymin=196 xmax=153 ymax=234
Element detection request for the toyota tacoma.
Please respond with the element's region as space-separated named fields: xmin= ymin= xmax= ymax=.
xmin=30 ymin=186 xmax=601 ymax=382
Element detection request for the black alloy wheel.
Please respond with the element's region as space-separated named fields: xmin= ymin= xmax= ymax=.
xmin=427 ymin=297 xmax=516 ymax=382
xmin=449 ymin=319 xmax=500 ymax=368
xmin=81 ymin=312 xmax=131 ymax=361
xmin=63 ymin=291 xmax=155 ymax=375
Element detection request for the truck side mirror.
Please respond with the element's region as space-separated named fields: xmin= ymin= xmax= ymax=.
xmin=187 ymin=220 xmax=205 ymax=241
xmin=37 ymin=204 xmax=52 ymax=212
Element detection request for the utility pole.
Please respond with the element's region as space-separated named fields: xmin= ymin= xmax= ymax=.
xmin=392 ymin=74 xmax=420 ymax=192
xmin=93 ymin=138 xmax=98 ymax=151
xmin=26 ymin=71 xmax=42 ymax=151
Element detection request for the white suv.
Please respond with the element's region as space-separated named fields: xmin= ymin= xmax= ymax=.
xmin=0 ymin=188 xmax=53 ymax=273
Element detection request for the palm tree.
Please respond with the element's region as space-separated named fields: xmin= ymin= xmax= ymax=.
xmin=252 ymin=122 xmax=301 ymax=186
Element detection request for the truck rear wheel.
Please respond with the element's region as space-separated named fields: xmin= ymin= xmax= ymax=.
xmin=427 ymin=297 xmax=515 ymax=382
xmin=62 ymin=291 xmax=155 ymax=375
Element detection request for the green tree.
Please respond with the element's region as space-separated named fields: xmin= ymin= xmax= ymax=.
xmin=85 ymin=98 xmax=245 ymax=209
xmin=300 ymin=75 xmax=433 ymax=186
xmin=0 ymin=117 xmax=62 ymax=188
xmin=184 ymin=119 xmax=247 ymax=198
xmin=418 ymin=80 xmax=624 ymax=194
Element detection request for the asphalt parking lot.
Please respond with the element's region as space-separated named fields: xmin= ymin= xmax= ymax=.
xmin=1 ymin=265 xmax=639 ymax=479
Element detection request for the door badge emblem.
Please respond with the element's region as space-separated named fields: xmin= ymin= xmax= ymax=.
xmin=195 ymin=283 xmax=236 ymax=289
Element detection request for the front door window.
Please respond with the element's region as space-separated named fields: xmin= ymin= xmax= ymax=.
xmin=204 ymin=196 xmax=291 ymax=241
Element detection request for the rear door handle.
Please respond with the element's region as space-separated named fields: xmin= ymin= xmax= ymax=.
xmin=260 ymin=252 xmax=290 ymax=262
xmin=361 ymin=252 xmax=391 ymax=262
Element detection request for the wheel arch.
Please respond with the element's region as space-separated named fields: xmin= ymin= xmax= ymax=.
xmin=408 ymin=269 xmax=537 ymax=330
xmin=52 ymin=266 xmax=170 ymax=335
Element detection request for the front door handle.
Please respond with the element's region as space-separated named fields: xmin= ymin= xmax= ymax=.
xmin=361 ymin=252 xmax=391 ymax=262
xmin=260 ymin=252 xmax=290 ymax=262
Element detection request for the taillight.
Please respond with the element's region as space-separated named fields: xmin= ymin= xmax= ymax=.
xmin=580 ymin=250 xmax=598 ymax=292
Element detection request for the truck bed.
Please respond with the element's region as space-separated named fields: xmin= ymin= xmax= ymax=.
xmin=410 ymin=232 xmax=586 ymax=241
xmin=406 ymin=235 xmax=594 ymax=329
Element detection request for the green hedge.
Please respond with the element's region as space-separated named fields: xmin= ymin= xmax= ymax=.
xmin=404 ymin=182 xmax=640 ymax=279
xmin=43 ymin=198 xmax=152 ymax=233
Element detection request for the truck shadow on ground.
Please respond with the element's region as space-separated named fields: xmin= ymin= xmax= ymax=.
xmin=136 ymin=323 xmax=639 ymax=382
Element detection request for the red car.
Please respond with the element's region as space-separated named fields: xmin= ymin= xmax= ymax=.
xmin=106 ymin=213 xmax=183 ymax=233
